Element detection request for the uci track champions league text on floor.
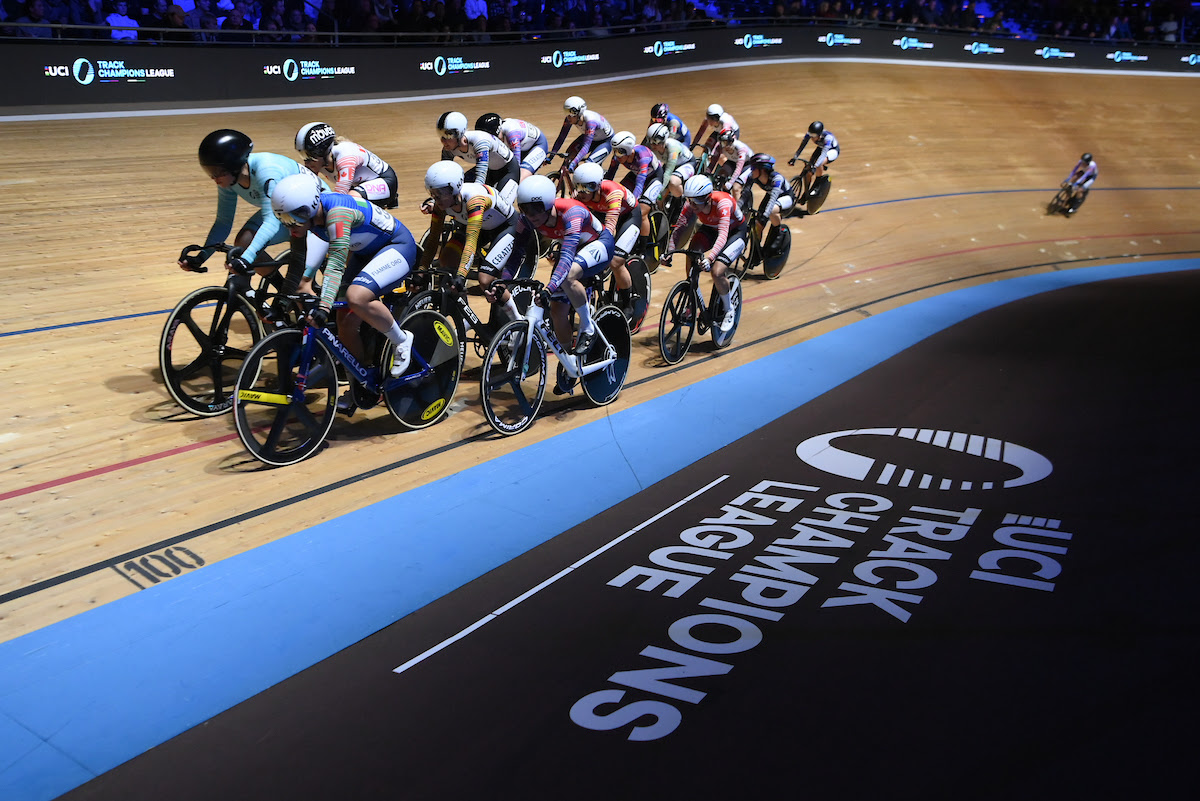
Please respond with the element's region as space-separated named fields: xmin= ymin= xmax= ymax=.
xmin=569 ymin=427 xmax=1071 ymax=742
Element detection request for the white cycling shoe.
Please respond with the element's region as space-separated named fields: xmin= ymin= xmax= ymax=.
xmin=390 ymin=331 xmax=413 ymax=377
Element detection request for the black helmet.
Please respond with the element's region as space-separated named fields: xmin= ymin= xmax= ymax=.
xmin=1080 ymin=152 xmax=1093 ymax=163
xmin=475 ymin=112 xmax=502 ymax=137
xmin=750 ymin=152 xmax=776 ymax=171
xmin=198 ymin=129 xmax=253 ymax=176
xmin=808 ymin=120 xmax=824 ymax=136
xmin=650 ymin=102 xmax=670 ymax=121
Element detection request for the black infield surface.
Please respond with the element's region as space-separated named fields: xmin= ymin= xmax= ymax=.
xmin=66 ymin=269 xmax=1200 ymax=800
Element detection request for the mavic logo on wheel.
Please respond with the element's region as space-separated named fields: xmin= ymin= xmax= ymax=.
xmin=434 ymin=321 xmax=455 ymax=346
xmin=421 ymin=398 xmax=447 ymax=421
xmin=795 ymin=427 xmax=1053 ymax=490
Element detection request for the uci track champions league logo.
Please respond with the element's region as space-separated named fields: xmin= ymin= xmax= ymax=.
xmin=643 ymin=40 xmax=696 ymax=58
xmin=419 ymin=54 xmax=490 ymax=76
xmin=44 ymin=56 xmax=175 ymax=85
xmin=542 ymin=49 xmax=601 ymax=68
xmin=1035 ymin=45 xmax=1075 ymax=59
xmin=736 ymin=33 xmax=783 ymax=49
xmin=965 ymin=41 xmax=1006 ymax=55
xmin=893 ymin=36 xmax=934 ymax=50
xmin=1107 ymin=50 xmax=1149 ymax=63
xmin=264 ymin=58 xmax=356 ymax=81
xmin=569 ymin=426 xmax=1075 ymax=742
xmin=818 ymin=32 xmax=862 ymax=47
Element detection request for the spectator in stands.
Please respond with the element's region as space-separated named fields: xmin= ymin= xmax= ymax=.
xmin=106 ymin=0 xmax=140 ymax=37
xmin=217 ymin=0 xmax=252 ymax=39
xmin=160 ymin=1 xmax=198 ymax=37
xmin=1159 ymin=13 xmax=1178 ymax=42
xmin=14 ymin=0 xmax=53 ymax=35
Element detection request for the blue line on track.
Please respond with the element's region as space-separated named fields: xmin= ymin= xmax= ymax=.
xmin=1 ymin=258 xmax=1197 ymax=801
xmin=3 ymin=184 xmax=1197 ymax=339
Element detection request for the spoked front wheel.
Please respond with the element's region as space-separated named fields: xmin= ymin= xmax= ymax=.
xmin=580 ymin=305 xmax=632 ymax=406
xmin=234 ymin=329 xmax=337 ymax=467
xmin=382 ymin=309 xmax=461 ymax=430
xmin=479 ymin=319 xmax=548 ymax=436
xmin=710 ymin=276 xmax=742 ymax=350
xmin=160 ymin=286 xmax=264 ymax=416
xmin=658 ymin=281 xmax=698 ymax=365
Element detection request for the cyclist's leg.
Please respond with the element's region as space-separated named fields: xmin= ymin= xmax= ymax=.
xmin=347 ymin=240 xmax=419 ymax=373
xmin=520 ymin=134 xmax=549 ymax=181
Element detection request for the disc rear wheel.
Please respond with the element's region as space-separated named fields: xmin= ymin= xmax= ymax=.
xmin=580 ymin=306 xmax=631 ymax=406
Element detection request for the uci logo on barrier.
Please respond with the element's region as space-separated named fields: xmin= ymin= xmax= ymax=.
xmin=795 ymin=427 xmax=1053 ymax=490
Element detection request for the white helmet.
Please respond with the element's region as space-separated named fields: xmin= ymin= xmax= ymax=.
xmin=706 ymin=103 xmax=724 ymax=119
xmin=437 ymin=110 xmax=468 ymax=139
xmin=647 ymin=123 xmax=670 ymax=146
xmin=683 ymin=174 xmax=714 ymax=201
xmin=572 ymin=162 xmax=604 ymax=193
xmin=564 ymin=96 xmax=586 ymax=117
xmin=295 ymin=121 xmax=336 ymax=161
xmin=516 ymin=174 xmax=557 ymax=213
xmin=271 ymin=171 xmax=323 ymax=226
xmin=424 ymin=161 xmax=464 ymax=195
xmin=612 ymin=130 xmax=637 ymax=156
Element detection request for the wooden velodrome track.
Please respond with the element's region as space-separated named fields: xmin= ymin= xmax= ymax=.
xmin=1 ymin=61 xmax=1198 ymax=646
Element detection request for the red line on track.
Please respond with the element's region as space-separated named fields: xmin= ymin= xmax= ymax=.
xmin=0 ymin=432 xmax=239 ymax=502
xmin=6 ymin=229 xmax=1198 ymax=502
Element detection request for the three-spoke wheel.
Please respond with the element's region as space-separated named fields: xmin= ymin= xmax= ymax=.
xmin=659 ymin=281 xmax=698 ymax=365
xmin=160 ymin=286 xmax=263 ymax=416
xmin=479 ymin=319 xmax=548 ymax=436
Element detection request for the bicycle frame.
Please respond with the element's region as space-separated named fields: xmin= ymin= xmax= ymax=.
xmin=284 ymin=317 xmax=433 ymax=403
xmin=516 ymin=301 xmax=617 ymax=382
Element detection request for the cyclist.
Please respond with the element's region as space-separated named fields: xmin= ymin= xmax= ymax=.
xmin=571 ymin=162 xmax=640 ymax=322
xmin=294 ymin=121 xmax=399 ymax=208
xmin=605 ymin=130 xmax=664 ymax=252
xmin=693 ymin=103 xmax=739 ymax=157
xmin=549 ymin=96 xmax=615 ymax=177
xmin=508 ymin=174 xmax=614 ymax=389
xmin=660 ymin=174 xmax=745 ymax=333
xmin=1062 ymin=152 xmax=1098 ymax=214
xmin=788 ymin=120 xmax=839 ymax=207
xmin=648 ymin=102 xmax=692 ymax=148
xmin=475 ymin=112 xmax=548 ymax=181
xmin=437 ymin=110 xmax=520 ymax=205
xmin=271 ymin=172 xmax=420 ymax=401
xmin=646 ymin=122 xmax=696 ymax=209
xmin=190 ymin=128 xmax=327 ymax=283
xmin=420 ymin=160 xmax=524 ymax=330
xmin=734 ymin=152 xmax=793 ymax=255
xmin=712 ymin=127 xmax=754 ymax=193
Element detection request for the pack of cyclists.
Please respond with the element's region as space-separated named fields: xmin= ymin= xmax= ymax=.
xmin=180 ymin=101 xmax=867 ymax=428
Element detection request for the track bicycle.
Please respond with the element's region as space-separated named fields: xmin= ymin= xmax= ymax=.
xmin=657 ymin=248 xmax=743 ymax=365
xmin=399 ymin=264 xmax=537 ymax=366
xmin=159 ymin=243 xmax=300 ymax=417
xmin=731 ymin=189 xmax=792 ymax=281
xmin=787 ymin=158 xmax=832 ymax=216
xmin=478 ymin=278 xmax=631 ymax=436
xmin=233 ymin=299 xmax=460 ymax=466
xmin=1048 ymin=183 xmax=1087 ymax=216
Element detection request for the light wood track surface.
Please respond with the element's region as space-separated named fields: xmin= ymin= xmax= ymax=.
xmin=2 ymin=62 xmax=1198 ymax=644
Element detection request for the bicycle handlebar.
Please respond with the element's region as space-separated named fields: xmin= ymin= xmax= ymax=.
xmin=178 ymin=243 xmax=290 ymax=273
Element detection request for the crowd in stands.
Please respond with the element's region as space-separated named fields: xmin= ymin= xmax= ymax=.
xmin=1 ymin=0 xmax=1193 ymax=44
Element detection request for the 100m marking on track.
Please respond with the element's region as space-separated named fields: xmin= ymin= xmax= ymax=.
xmin=112 ymin=546 xmax=206 ymax=589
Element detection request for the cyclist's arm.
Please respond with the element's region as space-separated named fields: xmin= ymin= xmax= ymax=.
xmin=420 ymin=211 xmax=445 ymax=268
xmin=631 ymin=152 xmax=652 ymax=199
xmin=547 ymin=207 xmax=588 ymax=293
xmin=333 ymin=148 xmax=366 ymax=195
xmin=666 ymin=204 xmax=694 ymax=253
xmin=316 ymin=205 xmax=360 ymax=313
xmin=604 ymin=158 xmax=619 ymax=182
xmin=202 ymin=186 xmax=238 ymax=254
xmin=792 ymin=133 xmax=811 ymax=161
xmin=470 ymin=138 xmax=490 ymax=184
xmin=458 ymin=194 xmax=491 ymax=279
xmin=569 ymin=120 xmax=597 ymax=171
xmin=705 ymin=197 xmax=734 ymax=262
xmin=550 ymin=120 xmax=571 ymax=155
xmin=242 ymin=166 xmax=292 ymax=262
xmin=598 ymin=186 xmax=623 ymax=236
